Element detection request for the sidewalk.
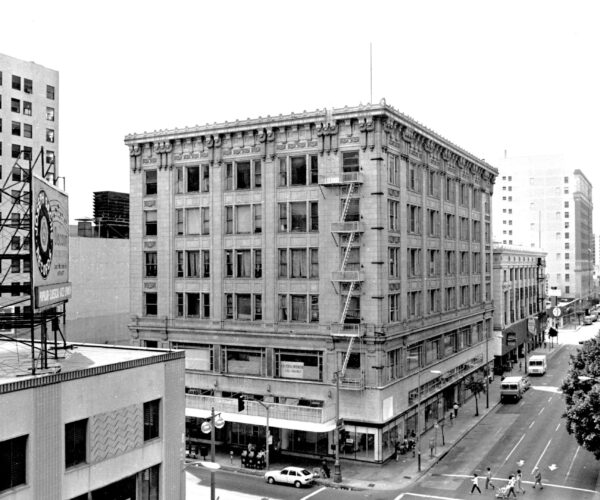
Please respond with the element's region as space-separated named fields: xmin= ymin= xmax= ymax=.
xmin=190 ymin=345 xmax=564 ymax=492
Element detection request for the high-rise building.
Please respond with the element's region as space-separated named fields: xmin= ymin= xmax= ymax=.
xmin=493 ymin=155 xmax=593 ymax=300
xmin=125 ymin=102 xmax=498 ymax=463
xmin=0 ymin=53 xmax=59 ymax=313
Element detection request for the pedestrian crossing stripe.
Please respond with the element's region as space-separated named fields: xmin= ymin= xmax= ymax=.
xmin=439 ymin=474 xmax=597 ymax=494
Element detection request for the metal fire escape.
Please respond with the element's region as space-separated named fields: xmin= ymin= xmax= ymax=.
xmin=319 ymin=161 xmax=365 ymax=389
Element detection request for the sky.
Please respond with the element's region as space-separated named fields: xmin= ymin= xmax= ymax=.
xmin=2 ymin=0 xmax=599 ymax=228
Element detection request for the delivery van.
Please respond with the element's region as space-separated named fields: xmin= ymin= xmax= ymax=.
xmin=527 ymin=354 xmax=547 ymax=375
xmin=500 ymin=376 xmax=525 ymax=402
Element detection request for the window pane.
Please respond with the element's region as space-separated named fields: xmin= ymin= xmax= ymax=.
xmin=236 ymin=205 xmax=251 ymax=233
xmin=236 ymin=162 xmax=251 ymax=189
xmin=186 ymin=208 xmax=200 ymax=234
xmin=290 ymin=202 xmax=306 ymax=232
xmin=290 ymin=157 xmax=307 ymax=185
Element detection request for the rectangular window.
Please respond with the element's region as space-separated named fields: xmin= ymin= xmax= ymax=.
xmin=186 ymin=208 xmax=200 ymax=234
xmin=225 ymin=163 xmax=233 ymax=190
xmin=186 ymin=165 xmax=199 ymax=192
xmin=279 ymin=249 xmax=288 ymax=278
xmin=176 ymin=293 xmax=184 ymax=317
xmin=254 ymin=159 xmax=262 ymax=188
xmin=202 ymin=250 xmax=210 ymax=278
xmin=145 ymin=170 xmax=157 ymax=195
xmin=408 ymin=205 xmax=421 ymax=234
xmin=223 ymin=346 xmax=264 ymax=375
xmin=203 ymin=293 xmax=210 ymax=318
xmin=408 ymin=248 xmax=422 ymax=277
xmin=225 ymin=206 xmax=233 ymax=234
xmin=388 ymin=154 xmax=400 ymax=186
xmin=236 ymin=205 xmax=251 ymax=234
xmin=389 ymin=247 xmax=400 ymax=278
xmin=254 ymin=204 xmax=262 ymax=233
xmin=201 ymin=164 xmax=210 ymax=192
xmin=23 ymin=101 xmax=31 ymax=116
xmin=310 ymin=155 xmax=319 ymax=184
xmin=11 ymin=258 xmax=20 ymax=273
xmin=428 ymin=170 xmax=439 ymax=197
xmin=279 ymin=157 xmax=287 ymax=186
xmin=459 ymin=183 xmax=470 ymax=207
xmin=47 ymin=85 xmax=55 ymax=99
xmin=342 ymin=151 xmax=359 ymax=173
xmin=309 ymin=201 xmax=318 ymax=231
xmin=236 ymin=161 xmax=251 ymax=189
xmin=11 ymin=98 xmax=20 ymax=113
xmin=175 ymin=209 xmax=183 ymax=235
xmin=389 ymin=294 xmax=400 ymax=322
xmin=291 ymin=156 xmax=307 ymax=185
xmin=237 ymin=294 xmax=252 ymax=320
xmin=278 ymin=203 xmax=287 ymax=232
xmin=12 ymin=75 xmax=21 ymax=90
xmin=46 ymin=129 xmax=54 ymax=143
xmin=459 ymin=217 xmax=469 ymax=241
xmin=279 ymin=294 xmax=288 ymax=321
xmin=187 ymin=293 xmax=200 ymax=317
xmin=145 ymin=211 xmax=157 ymax=236
xmin=145 ymin=293 xmax=158 ymax=316
xmin=145 ymin=252 xmax=157 ymax=277
xmin=290 ymin=249 xmax=307 ymax=278
xmin=11 ymin=121 xmax=20 ymax=136
xmin=445 ymin=214 xmax=456 ymax=239
xmin=143 ymin=399 xmax=160 ymax=441
xmin=388 ymin=200 xmax=399 ymax=231
xmin=290 ymin=202 xmax=307 ymax=232
xmin=445 ymin=287 xmax=456 ymax=310
xmin=427 ymin=209 xmax=440 ymax=237
xmin=445 ymin=178 xmax=455 ymax=202
xmin=23 ymin=123 xmax=32 ymax=138
xmin=187 ymin=250 xmax=200 ymax=277
xmin=65 ymin=419 xmax=87 ymax=468
xmin=254 ymin=249 xmax=262 ymax=278
xmin=176 ymin=251 xmax=184 ymax=277
xmin=46 ymin=106 xmax=55 ymax=121
xmin=236 ymin=250 xmax=251 ymax=278
xmin=201 ymin=207 xmax=210 ymax=234
xmin=407 ymin=291 xmax=421 ymax=318
xmin=407 ymin=163 xmax=420 ymax=192
xmin=291 ymin=295 xmax=307 ymax=321
xmin=309 ymin=248 xmax=319 ymax=278
xmin=0 ymin=435 xmax=27 ymax=492
xmin=225 ymin=293 xmax=233 ymax=318
xmin=225 ymin=250 xmax=233 ymax=277
xmin=310 ymin=295 xmax=319 ymax=322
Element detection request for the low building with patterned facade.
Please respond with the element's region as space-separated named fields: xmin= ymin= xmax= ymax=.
xmin=125 ymin=101 xmax=498 ymax=463
xmin=491 ymin=244 xmax=547 ymax=372
xmin=0 ymin=342 xmax=185 ymax=499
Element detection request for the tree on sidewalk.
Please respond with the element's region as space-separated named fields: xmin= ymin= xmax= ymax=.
xmin=465 ymin=377 xmax=485 ymax=417
xmin=561 ymin=333 xmax=600 ymax=460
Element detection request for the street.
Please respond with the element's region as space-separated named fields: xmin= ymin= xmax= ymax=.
xmin=402 ymin=323 xmax=600 ymax=500
xmin=186 ymin=325 xmax=600 ymax=500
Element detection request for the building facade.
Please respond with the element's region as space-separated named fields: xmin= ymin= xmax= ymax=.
xmin=0 ymin=342 xmax=185 ymax=499
xmin=0 ymin=53 xmax=59 ymax=313
xmin=66 ymin=227 xmax=130 ymax=344
xmin=491 ymin=244 xmax=547 ymax=372
xmin=493 ymin=155 xmax=593 ymax=300
xmin=125 ymin=102 xmax=497 ymax=463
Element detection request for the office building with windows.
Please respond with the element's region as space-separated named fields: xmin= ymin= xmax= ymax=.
xmin=491 ymin=244 xmax=547 ymax=371
xmin=0 ymin=53 xmax=59 ymax=313
xmin=493 ymin=155 xmax=593 ymax=300
xmin=125 ymin=102 xmax=498 ymax=463
xmin=0 ymin=342 xmax=184 ymax=499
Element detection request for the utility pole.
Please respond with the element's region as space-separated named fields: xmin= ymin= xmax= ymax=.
xmin=333 ymin=371 xmax=342 ymax=483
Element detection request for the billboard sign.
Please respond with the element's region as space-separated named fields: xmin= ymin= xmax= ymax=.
xmin=32 ymin=175 xmax=71 ymax=309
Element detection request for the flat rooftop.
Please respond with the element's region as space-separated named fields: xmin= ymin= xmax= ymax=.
xmin=0 ymin=341 xmax=183 ymax=392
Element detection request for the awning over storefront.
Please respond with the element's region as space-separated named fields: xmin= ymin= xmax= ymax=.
xmin=186 ymin=408 xmax=336 ymax=433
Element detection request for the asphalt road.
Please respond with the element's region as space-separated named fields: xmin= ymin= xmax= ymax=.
xmin=402 ymin=323 xmax=600 ymax=500
xmin=185 ymin=325 xmax=600 ymax=500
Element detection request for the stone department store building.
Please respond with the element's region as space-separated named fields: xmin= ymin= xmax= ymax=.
xmin=125 ymin=102 xmax=498 ymax=463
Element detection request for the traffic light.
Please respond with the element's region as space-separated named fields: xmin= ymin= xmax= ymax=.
xmin=237 ymin=394 xmax=245 ymax=412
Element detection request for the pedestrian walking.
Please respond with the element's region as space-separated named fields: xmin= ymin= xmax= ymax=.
xmin=470 ymin=473 xmax=481 ymax=494
xmin=506 ymin=474 xmax=517 ymax=498
xmin=453 ymin=402 xmax=459 ymax=417
xmin=516 ymin=469 xmax=525 ymax=494
xmin=532 ymin=466 xmax=543 ymax=489
xmin=484 ymin=467 xmax=495 ymax=490
xmin=321 ymin=457 xmax=330 ymax=478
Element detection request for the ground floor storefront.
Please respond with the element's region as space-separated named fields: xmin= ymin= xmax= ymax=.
xmin=185 ymin=364 xmax=491 ymax=464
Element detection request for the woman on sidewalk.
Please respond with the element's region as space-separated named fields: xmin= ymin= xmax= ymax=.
xmin=516 ymin=469 xmax=525 ymax=494
xmin=532 ymin=466 xmax=543 ymax=489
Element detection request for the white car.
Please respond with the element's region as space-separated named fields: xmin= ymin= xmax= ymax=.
xmin=265 ymin=466 xmax=314 ymax=488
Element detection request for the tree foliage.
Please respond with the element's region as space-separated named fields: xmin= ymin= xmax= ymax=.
xmin=561 ymin=332 xmax=600 ymax=460
xmin=465 ymin=377 xmax=486 ymax=416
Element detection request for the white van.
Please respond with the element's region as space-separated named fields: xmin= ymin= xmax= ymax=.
xmin=527 ymin=355 xmax=547 ymax=375
xmin=500 ymin=376 xmax=525 ymax=402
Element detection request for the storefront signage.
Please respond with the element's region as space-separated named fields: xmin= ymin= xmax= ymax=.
xmin=281 ymin=361 xmax=304 ymax=379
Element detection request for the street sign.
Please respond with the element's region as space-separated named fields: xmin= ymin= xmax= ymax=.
xmin=552 ymin=307 xmax=562 ymax=317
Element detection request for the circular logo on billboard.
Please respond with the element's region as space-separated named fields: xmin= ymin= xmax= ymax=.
xmin=34 ymin=190 xmax=54 ymax=279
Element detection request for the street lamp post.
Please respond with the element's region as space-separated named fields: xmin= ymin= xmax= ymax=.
xmin=333 ymin=370 xmax=342 ymax=483
xmin=254 ymin=400 xmax=271 ymax=470
xmin=200 ymin=407 xmax=225 ymax=500
xmin=485 ymin=325 xmax=490 ymax=409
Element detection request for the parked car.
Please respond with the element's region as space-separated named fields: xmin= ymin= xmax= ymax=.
xmin=583 ymin=315 xmax=594 ymax=325
xmin=265 ymin=466 xmax=314 ymax=488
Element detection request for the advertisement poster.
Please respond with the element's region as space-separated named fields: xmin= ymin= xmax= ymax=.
xmin=32 ymin=175 xmax=71 ymax=308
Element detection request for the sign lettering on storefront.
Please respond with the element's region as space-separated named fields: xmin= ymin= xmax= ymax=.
xmin=281 ymin=361 xmax=304 ymax=379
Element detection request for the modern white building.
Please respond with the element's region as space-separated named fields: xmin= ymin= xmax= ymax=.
xmin=493 ymin=155 xmax=593 ymax=300
xmin=0 ymin=342 xmax=185 ymax=499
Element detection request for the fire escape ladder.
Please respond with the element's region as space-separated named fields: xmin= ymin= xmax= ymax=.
xmin=340 ymin=335 xmax=356 ymax=378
